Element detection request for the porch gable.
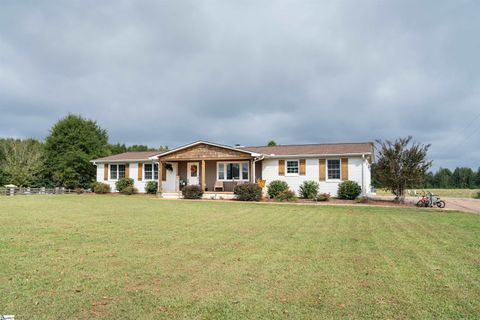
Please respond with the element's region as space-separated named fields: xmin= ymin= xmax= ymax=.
xmin=158 ymin=142 xmax=253 ymax=161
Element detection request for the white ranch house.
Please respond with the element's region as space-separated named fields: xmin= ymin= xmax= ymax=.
xmin=91 ymin=140 xmax=373 ymax=198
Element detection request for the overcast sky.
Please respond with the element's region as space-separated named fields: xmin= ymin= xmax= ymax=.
xmin=1 ymin=1 xmax=479 ymax=169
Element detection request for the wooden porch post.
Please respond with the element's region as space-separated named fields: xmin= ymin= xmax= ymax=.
xmin=251 ymin=159 xmax=254 ymax=183
xmin=158 ymin=160 xmax=163 ymax=195
xmin=201 ymin=160 xmax=206 ymax=192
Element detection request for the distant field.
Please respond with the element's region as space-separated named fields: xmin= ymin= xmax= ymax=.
xmin=376 ymin=188 xmax=480 ymax=198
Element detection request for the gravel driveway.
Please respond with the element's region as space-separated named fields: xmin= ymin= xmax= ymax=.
xmin=443 ymin=198 xmax=480 ymax=214
xmin=370 ymin=195 xmax=480 ymax=214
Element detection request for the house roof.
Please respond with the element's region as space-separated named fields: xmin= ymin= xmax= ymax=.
xmin=156 ymin=140 xmax=261 ymax=159
xmin=91 ymin=141 xmax=374 ymax=163
xmin=91 ymin=151 xmax=163 ymax=162
xmin=241 ymin=142 xmax=374 ymax=156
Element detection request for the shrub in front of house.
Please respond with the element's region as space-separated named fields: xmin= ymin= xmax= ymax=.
xmin=116 ymin=178 xmax=134 ymax=193
xmin=316 ymin=193 xmax=331 ymax=201
xmin=121 ymin=185 xmax=138 ymax=195
xmin=298 ymin=180 xmax=320 ymax=199
xmin=93 ymin=182 xmax=111 ymax=194
xmin=337 ymin=180 xmax=362 ymax=200
xmin=275 ymin=189 xmax=297 ymax=202
xmin=145 ymin=181 xmax=158 ymax=194
xmin=267 ymin=180 xmax=289 ymax=199
xmin=355 ymin=196 xmax=368 ymax=203
xmin=182 ymin=185 xmax=203 ymax=199
xmin=234 ymin=183 xmax=262 ymax=201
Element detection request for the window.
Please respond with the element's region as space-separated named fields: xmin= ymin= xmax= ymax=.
xmin=144 ymin=164 xmax=152 ymax=180
xmin=217 ymin=161 xmax=249 ymax=181
xmin=110 ymin=164 xmax=117 ymax=180
xmin=227 ymin=163 xmax=240 ymax=180
xmin=218 ymin=163 xmax=225 ymax=180
xmin=242 ymin=162 xmax=249 ymax=180
xmin=286 ymin=160 xmax=299 ymax=175
xmin=327 ymin=159 xmax=341 ymax=180
xmin=190 ymin=164 xmax=198 ymax=177
xmin=144 ymin=163 xmax=159 ymax=180
xmin=110 ymin=164 xmax=126 ymax=180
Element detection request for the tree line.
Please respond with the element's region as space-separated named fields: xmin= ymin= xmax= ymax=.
xmin=373 ymin=166 xmax=480 ymax=190
xmin=371 ymin=137 xmax=480 ymax=191
xmin=422 ymin=167 xmax=480 ymax=189
xmin=0 ymin=115 xmax=168 ymax=188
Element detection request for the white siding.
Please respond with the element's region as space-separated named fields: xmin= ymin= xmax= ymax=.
xmin=261 ymin=156 xmax=371 ymax=197
xmin=95 ymin=161 xmax=158 ymax=193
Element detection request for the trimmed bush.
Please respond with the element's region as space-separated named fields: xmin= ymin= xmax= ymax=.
xmin=145 ymin=181 xmax=158 ymax=194
xmin=316 ymin=193 xmax=331 ymax=202
xmin=93 ymin=182 xmax=111 ymax=194
xmin=275 ymin=189 xmax=297 ymax=202
xmin=337 ymin=180 xmax=362 ymax=200
xmin=121 ymin=185 xmax=138 ymax=195
xmin=182 ymin=185 xmax=203 ymax=199
xmin=355 ymin=196 xmax=368 ymax=203
xmin=234 ymin=183 xmax=262 ymax=201
xmin=299 ymin=180 xmax=320 ymax=199
xmin=116 ymin=177 xmax=134 ymax=192
xmin=267 ymin=180 xmax=289 ymax=199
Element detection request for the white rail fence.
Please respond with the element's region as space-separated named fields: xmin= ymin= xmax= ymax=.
xmin=0 ymin=187 xmax=76 ymax=196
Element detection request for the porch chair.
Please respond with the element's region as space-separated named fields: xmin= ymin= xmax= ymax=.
xmin=214 ymin=180 xmax=224 ymax=192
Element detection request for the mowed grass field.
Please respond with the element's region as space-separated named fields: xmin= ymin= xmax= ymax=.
xmin=0 ymin=196 xmax=479 ymax=319
xmin=376 ymin=188 xmax=480 ymax=198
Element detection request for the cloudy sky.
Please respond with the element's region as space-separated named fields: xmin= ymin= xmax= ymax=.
xmin=0 ymin=0 xmax=479 ymax=169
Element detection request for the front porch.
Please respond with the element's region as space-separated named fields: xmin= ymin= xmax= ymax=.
xmin=155 ymin=141 xmax=262 ymax=196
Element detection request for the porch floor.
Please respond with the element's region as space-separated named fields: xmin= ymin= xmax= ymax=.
xmin=161 ymin=191 xmax=235 ymax=200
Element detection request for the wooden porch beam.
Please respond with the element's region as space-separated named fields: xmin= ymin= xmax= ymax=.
xmin=158 ymin=160 xmax=163 ymax=195
xmin=251 ymin=159 xmax=254 ymax=183
xmin=201 ymin=160 xmax=206 ymax=192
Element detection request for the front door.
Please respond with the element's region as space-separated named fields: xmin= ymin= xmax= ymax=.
xmin=187 ymin=162 xmax=199 ymax=185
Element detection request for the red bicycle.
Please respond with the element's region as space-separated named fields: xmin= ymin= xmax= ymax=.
xmin=416 ymin=193 xmax=430 ymax=207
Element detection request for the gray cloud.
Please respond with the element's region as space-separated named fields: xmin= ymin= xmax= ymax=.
xmin=0 ymin=0 xmax=479 ymax=169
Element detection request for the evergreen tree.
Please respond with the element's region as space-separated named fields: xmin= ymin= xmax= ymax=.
xmin=108 ymin=143 xmax=128 ymax=155
xmin=452 ymin=167 xmax=476 ymax=189
xmin=433 ymin=168 xmax=453 ymax=188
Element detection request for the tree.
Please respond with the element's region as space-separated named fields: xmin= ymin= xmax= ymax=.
xmin=158 ymin=145 xmax=169 ymax=152
xmin=0 ymin=139 xmax=7 ymax=186
xmin=45 ymin=115 xmax=109 ymax=188
xmin=452 ymin=167 xmax=476 ymax=189
xmin=477 ymin=167 xmax=480 ymax=188
xmin=267 ymin=140 xmax=277 ymax=146
xmin=108 ymin=143 xmax=168 ymax=155
xmin=0 ymin=139 xmax=45 ymax=186
xmin=108 ymin=143 xmax=128 ymax=155
xmin=433 ymin=168 xmax=453 ymax=188
xmin=374 ymin=136 xmax=432 ymax=202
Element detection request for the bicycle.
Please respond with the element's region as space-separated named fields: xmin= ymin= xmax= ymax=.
xmin=416 ymin=192 xmax=446 ymax=208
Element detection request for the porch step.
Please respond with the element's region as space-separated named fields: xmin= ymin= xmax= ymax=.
xmin=161 ymin=192 xmax=181 ymax=199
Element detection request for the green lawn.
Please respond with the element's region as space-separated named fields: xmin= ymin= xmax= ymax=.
xmin=1 ymin=196 xmax=479 ymax=319
xmin=376 ymin=188 xmax=480 ymax=198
